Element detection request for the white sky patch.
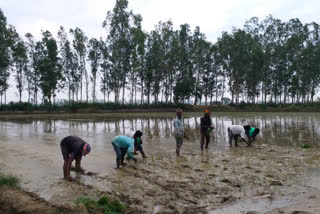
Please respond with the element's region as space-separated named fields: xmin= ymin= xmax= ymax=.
xmin=1 ymin=0 xmax=320 ymax=102
xmin=15 ymin=18 xmax=60 ymax=40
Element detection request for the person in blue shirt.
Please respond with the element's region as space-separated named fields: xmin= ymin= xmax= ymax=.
xmin=112 ymin=134 xmax=137 ymax=169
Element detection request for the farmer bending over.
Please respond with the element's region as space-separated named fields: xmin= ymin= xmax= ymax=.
xmin=227 ymin=125 xmax=251 ymax=147
xmin=60 ymin=136 xmax=91 ymax=181
xmin=112 ymin=135 xmax=136 ymax=169
xmin=133 ymin=130 xmax=146 ymax=158
xmin=248 ymin=126 xmax=260 ymax=145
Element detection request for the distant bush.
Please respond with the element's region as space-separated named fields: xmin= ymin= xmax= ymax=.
xmin=0 ymin=174 xmax=20 ymax=188
xmin=301 ymin=144 xmax=312 ymax=149
xmin=0 ymin=101 xmax=185 ymax=112
xmin=1 ymin=101 xmax=320 ymax=112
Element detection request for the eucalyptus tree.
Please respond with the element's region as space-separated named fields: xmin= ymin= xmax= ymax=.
xmin=173 ymin=24 xmax=195 ymax=104
xmin=217 ymin=31 xmax=240 ymax=104
xmin=99 ymin=39 xmax=112 ymax=102
xmin=87 ymin=37 xmax=101 ymax=102
xmin=70 ymin=27 xmax=88 ymax=102
xmin=11 ymin=28 xmax=28 ymax=103
xmin=147 ymin=23 xmax=168 ymax=104
xmin=0 ymin=9 xmax=11 ymax=105
xmin=37 ymin=30 xmax=62 ymax=105
xmin=144 ymin=32 xmax=156 ymax=104
xmin=166 ymin=30 xmax=180 ymax=103
xmin=264 ymin=16 xmax=288 ymax=103
xmin=25 ymin=33 xmax=42 ymax=105
xmin=245 ymin=37 xmax=264 ymax=103
xmin=191 ymin=26 xmax=207 ymax=104
xmin=305 ymin=22 xmax=320 ymax=103
xmin=201 ymin=42 xmax=219 ymax=105
xmin=155 ymin=20 xmax=176 ymax=104
xmin=24 ymin=33 xmax=36 ymax=103
xmin=130 ymin=14 xmax=146 ymax=104
xmin=58 ymin=26 xmax=79 ymax=102
xmin=103 ymin=0 xmax=132 ymax=103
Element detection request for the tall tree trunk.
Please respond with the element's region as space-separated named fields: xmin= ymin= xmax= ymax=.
xmin=134 ymin=84 xmax=137 ymax=104
xmin=140 ymin=80 xmax=144 ymax=104
xmin=85 ymin=70 xmax=89 ymax=103
xmin=122 ymin=83 xmax=125 ymax=104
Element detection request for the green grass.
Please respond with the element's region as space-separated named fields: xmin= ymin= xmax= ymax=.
xmin=0 ymin=174 xmax=20 ymax=188
xmin=75 ymin=196 xmax=125 ymax=214
xmin=301 ymin=144 xmax=312 ymax=149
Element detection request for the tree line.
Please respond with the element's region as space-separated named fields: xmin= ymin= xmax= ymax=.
xmin=1 ymin=0 xmax=320 ymax=106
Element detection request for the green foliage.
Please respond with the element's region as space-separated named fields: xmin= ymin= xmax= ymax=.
xmin=1 ymin=5 xmax=320 ymax=106
xmin=301 ymin=144 xmax=312 ymax=149
xmin=75 ymin=197 xmax=96 ymax=207
xmin=97 ymin=196 xmax=109 ymax=205
xmin=75 ymin=196 xmax=125 ymax=214
xmin=0 ymin=174 xmax=20 ymax=188
xmin=0 ymin=101 xmax=185 ymax=112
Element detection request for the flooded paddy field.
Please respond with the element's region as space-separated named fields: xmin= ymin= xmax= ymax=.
xmin=0 ymin=112 xmax=320 ymax=213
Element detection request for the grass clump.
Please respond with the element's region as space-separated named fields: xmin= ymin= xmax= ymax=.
xmin=0 ymin=174 xmax=20 ymax=188
xmin=301 ymin=144 xmax=312 ymax=149
xmin=75 ymin=196 xmax=125 ymax=214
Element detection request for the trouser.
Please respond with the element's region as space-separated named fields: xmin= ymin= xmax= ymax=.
xmin=200 ymin=133 xmax=210 ymax=150
xmin=228 ymin=128 xmax=240 ymax=147
xmin=112 ymin=142 xmax=127 ymax=161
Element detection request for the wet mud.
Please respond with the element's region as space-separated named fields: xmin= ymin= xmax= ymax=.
xmin=0 ymin=186 xmax=87 ymax=214
xmin=0 ymin=113 xmax=320 ymax=213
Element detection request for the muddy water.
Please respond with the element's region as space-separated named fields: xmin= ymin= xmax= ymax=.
xmin=0 ymin=112 xmax=320 ymax=213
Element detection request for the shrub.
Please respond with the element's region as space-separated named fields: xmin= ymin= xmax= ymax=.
xmin=75 ymin=196 xmax=125 ymax=214
xmin=0 ymin=174 xmax=20 ymax=188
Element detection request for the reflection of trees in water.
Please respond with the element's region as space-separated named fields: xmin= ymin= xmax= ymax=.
xmin=42 ymin=120 xmax=56 ymax=133
xmin=2 ymin=114 xmax=319 ymax=146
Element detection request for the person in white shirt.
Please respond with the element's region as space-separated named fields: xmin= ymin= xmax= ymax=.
xmin=173 ymin=108 xmax=188 ymax=156
xmin=227 ymin=125 xmax=251 ymax=147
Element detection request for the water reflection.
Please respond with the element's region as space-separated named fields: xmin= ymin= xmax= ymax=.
xmin=0 ymin=113 xmax=319 ymax=147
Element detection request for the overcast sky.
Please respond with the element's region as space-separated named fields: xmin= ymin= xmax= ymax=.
xmin=1 ymin=0 xmax=320 ymax=102
xmin=1 ymin=0 xmax=320 ymax=43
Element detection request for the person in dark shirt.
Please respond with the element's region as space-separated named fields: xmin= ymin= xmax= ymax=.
xmin=200 ymin=110 xmax=214 ymax=151
xmin=133 ymin=130 xmax=146 ymax=158
xmin=60 ymin=136 xmax=91 ymax=181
